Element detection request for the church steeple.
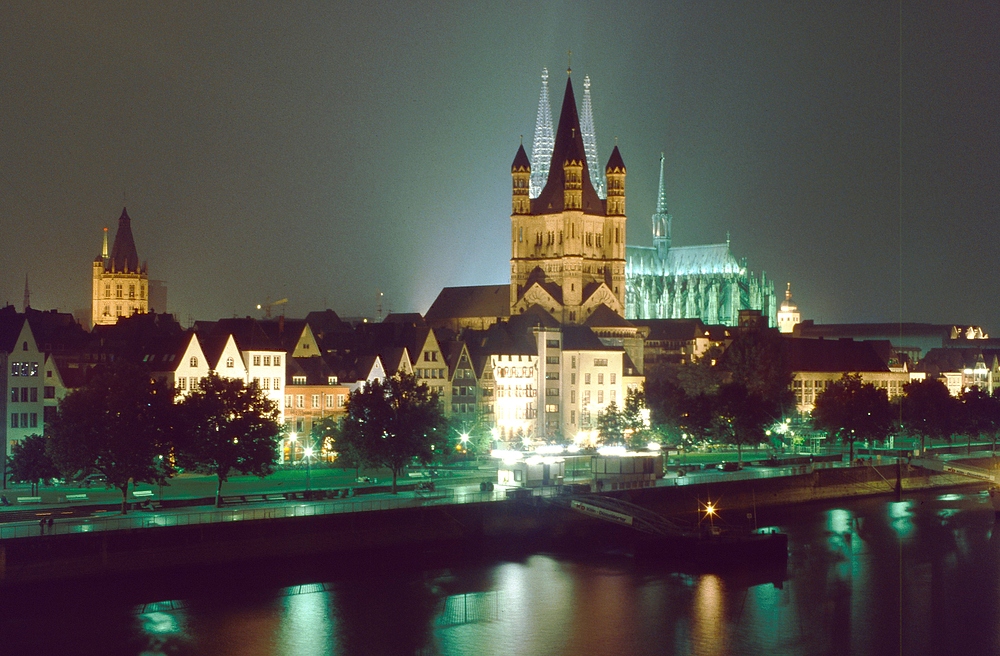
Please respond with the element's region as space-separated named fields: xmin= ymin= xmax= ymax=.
xmin=511 ymin=143 xmax=531 ymax=215
xmin=652 ymin=153 xmax=672 ymax=258
xmin=529 ymin=68 xmax=554 ymax=198
xmin=108 ymin=207 xmax=143 ymax=273
xmin=22 ymin=274 xmax=29 ymax=312
xmin=580 ymin=75 xmax=605 ymax=199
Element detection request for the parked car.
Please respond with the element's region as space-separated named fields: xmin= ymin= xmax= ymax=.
xmin=717 ymin=462 xmax=741 ymax=472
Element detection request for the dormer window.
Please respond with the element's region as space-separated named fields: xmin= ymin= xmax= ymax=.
xmin=292 ymin=376 xmax=306 ymax=385
xmin=328 ymin=376 xmax=338 ymax=385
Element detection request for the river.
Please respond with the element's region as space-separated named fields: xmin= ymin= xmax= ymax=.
xmin=3 ymin=486 xmax=998 ymax=655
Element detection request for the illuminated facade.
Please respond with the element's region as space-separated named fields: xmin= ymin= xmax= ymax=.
xmin=92 ymin=208 xmax=148 ymax=327
xmin=510 ymin=73 xmax=627 ymax=325
xmin=625 ymin=155 xmax=777 ymax=327
xmin=777 ymin=283 xmax=801 ymax=334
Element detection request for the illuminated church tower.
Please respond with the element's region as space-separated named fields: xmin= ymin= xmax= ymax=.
xmin=510 ymin=72 xmax=627 ymax=324
xmin=92 ymin=207 xmax=148 ymax=327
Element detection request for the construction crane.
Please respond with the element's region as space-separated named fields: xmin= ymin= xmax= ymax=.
xmin=257 ymin=298 xmax=288 ymax=319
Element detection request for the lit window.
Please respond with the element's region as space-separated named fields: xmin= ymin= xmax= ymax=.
xmin=263 ymin=378 xmax=270 ymax=390
xmin=296 ymin=395 xmax=304 ymax=409
xmin=598 ymin=390 xmax=604 ymax=404
xmin=337 ymin=394 xmax=345 ymax=408
xmin=263 ymin=356 xmax=271 ymax=366
xmin=177 ymin=378 xmax=187 ymax=391
xmin=597 ymin=373 xmax=604 ymax=385
xmin=190 ymin=357 xmax=198 ymax=368
xmin=325 ymin=394 xmax=334 ymax=408
xmin=285 ymin=395 xmax=292 ymax=408
xmin=253 ymin=355 xmax=261 ymax=366
xmin=311 ymin=394 xmax=320 ymax=409
xmin=274 ymin=378 xmax=281 ymax=390
xmin=274 ymin=356 xmax=281 ymax=366
xmin=611 ymin=373 xmax=616 ymax=385
xmin=594 ymin=358 xmax=608 ymax=367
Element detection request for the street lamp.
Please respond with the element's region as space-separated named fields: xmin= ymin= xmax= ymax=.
xmin=288 ymin=432 xmax=297 ymax=465
xmin=303 ymin=446 xmax=314 ymax=494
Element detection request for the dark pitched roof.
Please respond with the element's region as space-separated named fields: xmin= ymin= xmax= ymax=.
xmin=107 ymin=207 xmax=142 ymax=273
xmin=24 ymin=308 xmax=89 ymax=352
xmin=384 ymin=313 xmax=426 ymax=326
xmin=532 ymin=77 xmax=605 ymax=215
xmin=512 ymin=143 xmax=530 ymax=171
xmin=780 ymin=337 xmax=889 ymax=373
xmin=0 ymin=305 xmax=25 ymax=352
xmin=605 ymin=145 xmax=625 ymax=172
xmin=562 ymin=325 xmax=617 ymax=351
xmin=630 ymin=318 xmax=707 ymax=341
xmin=793 ymin=321 xmax=955 ymax=340
xmin=508 ymin=304 xmax=561 ymax=331
xmin=203 ymin=317 xmax=280 ymax=352
xmin=259 ymin=318 xmax=308 ymax=353
xmin=288 ymin=356 xmax=337 ymax=385
xmin=303 ymin=310 xmax=351 ymax=339
xmin=424 ymin=285 xmax=511 ymax=323
xmin=584 ymin=305 xmax=633 ymax=329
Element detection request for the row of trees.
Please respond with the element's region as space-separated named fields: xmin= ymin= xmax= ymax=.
xmin=8 ymin=362 xmax=283 ymax=512
xmin=814 ymin=376 xmax=1000 ymax=460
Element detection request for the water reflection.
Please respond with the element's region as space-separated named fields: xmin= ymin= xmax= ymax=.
xmin=8 ymin=491 xmax=1000 ymax=654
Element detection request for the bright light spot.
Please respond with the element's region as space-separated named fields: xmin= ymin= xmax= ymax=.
xmin=597 ymin=445 xmax=627 ymax=456
xmin=289 ymin=432 xmax=297 ymax=442
xmin=567 ymin=443 xmax=581 ymax=453
xmin=646 ymin=441 xmax=661 ymax=451
xmin=536 ymin=444 xmax=564 ymax=455
xmin=304 ymin=447 xmax=314 ymax=458
xmin=460 ymin=432 xmax=470 ymax=444
xmin=704 ymin=503 xmax=715 ymax=516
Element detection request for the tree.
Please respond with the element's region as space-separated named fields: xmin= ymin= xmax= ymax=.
xmin=7 ymin=434 xmax=60 ymax=495
xmin=722 ymin=323 xmax=795 ymax=418
xmin=177 ymin=372 xmax=282 ymax=507
xmin=596 ymin=401 xmax=625 ymax=445
xmin=675 ymin=346 xmax=727 ymax=397
xmin=340 ymin=374 xmax=448 ymax=494
xmin=812 ymin=374 xmax=894 ymax=462
xmin=48 ymin=361 xmax=176 ymax=514
xmin=712 ymin=383 xmax=771 ymax=465
xmin=621 ymin=387 xmax=651 ymax=448
xmin=901 ymin=378 xmax=961 ymax=453
xmin=959 ymin=387 xmax=1000 ymax=454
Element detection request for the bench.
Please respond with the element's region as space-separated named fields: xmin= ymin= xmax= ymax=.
xmin=65 ymin=493 xmax=89 ymax=502
xmin=17 ymin=496 xmax=42 ymax=504
xmin=265 ymin=494 xmax=287 ymax=502
xmin=132 ymin=490 xmax=154 ymax=498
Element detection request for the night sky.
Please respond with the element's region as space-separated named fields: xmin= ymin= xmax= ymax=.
xmin=1 ymin=2 xmax=997 ymax=329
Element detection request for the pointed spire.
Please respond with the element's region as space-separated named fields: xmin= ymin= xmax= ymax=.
xmin=785 ymin=282 xmax=792 ymax=302
xmin=529 ymin=68 xmax=554 ymax=198
xmin=101 ymin=226 xmax=109 ymax=262
xmin=533 ymin=75 xmax=602 ymax=213
xmin=22 ymin=273 xmax=29 ymax=312
xmin=580 ymin=74 xmax=605 ymax=199
xmin=108 ymin=207 xmax=141 ymax=273
xmin=652 ymin=153 xmax=672 ymax=256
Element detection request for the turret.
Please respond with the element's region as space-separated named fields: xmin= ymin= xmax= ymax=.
xmin=562 ymin=128 xmax=584 ymax=211
xmin=605 ymin=145 xmax=626 ymax=216
xmin=511 ymin=144 xmax=531 ymax=215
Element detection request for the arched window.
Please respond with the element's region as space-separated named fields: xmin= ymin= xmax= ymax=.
xmin=190 ymin=357 xmax=198 ymax=368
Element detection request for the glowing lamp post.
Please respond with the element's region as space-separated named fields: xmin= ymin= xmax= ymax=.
xmin=304 ymin=446 xmax=314 ymax=494
xmin=288 ymin=432 xmax=297 ymax=464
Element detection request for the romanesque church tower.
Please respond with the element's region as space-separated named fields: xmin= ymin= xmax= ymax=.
xmin=510 ymin=73 xmax=626 ymax=324
xmin=92 ymin=207 xmax=148 ymax=327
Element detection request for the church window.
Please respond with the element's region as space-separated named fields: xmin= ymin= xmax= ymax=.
xmin=104 ymin=284 xmax=111 ymax=298
xmin=518 ymin=227 xmax=523 ymax=243
xmin=116 ymin=284 xmax=123 ymax=299
xmin=141 ymin=285 xmax=146 ymax=299
xmin=129 ymin=284 xmax=135 ymax=299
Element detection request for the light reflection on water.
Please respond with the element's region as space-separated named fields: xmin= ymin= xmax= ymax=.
xmin=7 ymin=490 xmax=1000 ymax=655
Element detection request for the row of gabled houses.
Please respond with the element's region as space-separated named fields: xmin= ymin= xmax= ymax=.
xmin=2 ymin=299 xmax=993 ymax=474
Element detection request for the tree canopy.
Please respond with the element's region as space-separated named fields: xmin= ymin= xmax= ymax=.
xmin=901 ymin=378 xmax=961 ymax=453
xmin=48 ymin=361 xmax=176 ymax=513
xmin=176 ymin=372 xmax=282 ymax=506
xmin=812 ymin=374 xmax=895 ymax=461
xmin=339 ymin=374 xmax=448 ymax=493
xmin=7 ymin=434 xmax=60 ymax=495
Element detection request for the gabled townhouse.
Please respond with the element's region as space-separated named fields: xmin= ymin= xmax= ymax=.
xmin=915 ymin=348 xmax=1000 ymax=397
xmin=1 ymin=308 xmax=44 ymax=467
xmin=443 ymin=338 xmax=479 ymax=429
xmin=138 ymin=330 xmax=210 ymax=396
xmin=283 ymin=355 xmax=351 ymax=461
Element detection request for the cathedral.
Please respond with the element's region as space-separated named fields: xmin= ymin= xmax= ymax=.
xmin=524 ymin=69 xmax=777 ymax=328
xmin=91 ymin=207 xmax=148 ymax=327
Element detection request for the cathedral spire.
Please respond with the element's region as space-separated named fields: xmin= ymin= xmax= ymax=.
xmin=108 ymin=207 xmax=142 ymax=273
xmin=529 ymin=68 xmax=554 ymax=198
xmin=101 ymin=226 xmax=109 ymax=262
xmin=652 ymin=153 xmax=672 ymax=257
xmin=22 ymin=273 xmax=29 ymax=312
xmin=580 ymin=75 xmax=605 ymax=199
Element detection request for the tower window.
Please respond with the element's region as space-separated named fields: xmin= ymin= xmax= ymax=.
xmin=116 ymin=284 xmax=123 ymax=299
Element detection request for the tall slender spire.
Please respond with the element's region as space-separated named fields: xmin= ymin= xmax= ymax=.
xmin=529 ymin=68 xmax=554 ymax=198
xmin=22 ymin=274 xmax=29 ymax=312
xmin=580 ymin=75 xmax=605 ymax=199
xmin=101 ymin=226 xmax=109 ymax=262
xmin=652 ymin=153 xmax=672 ymax=257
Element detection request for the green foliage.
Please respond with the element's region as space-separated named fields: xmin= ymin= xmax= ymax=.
xmin=596 ymin=401 xmax=626 ymax=445
xmin=674 ymin=346 xmax=726 ymax=397
xmin=177 ymin=372 xmax=282 ymax=506
xmin=812 ymin=374 xmax=894 ymax=461
xmin=902 ymin=378 xmax=961 ymax=452
xmin=7 ymin=434 xmax=60 ymax=495
xmin=47 ymin=361 xmax=176 ymax=514
xmin=959 ymin=387 xmax=1000 ymax=452
xmin=722 ymin=324 xmax=794 ymax=414
xmin=340 ymin=374 xmax=448 ymax=493
xmin=712 ymin=383 xmax=771 ymax=463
